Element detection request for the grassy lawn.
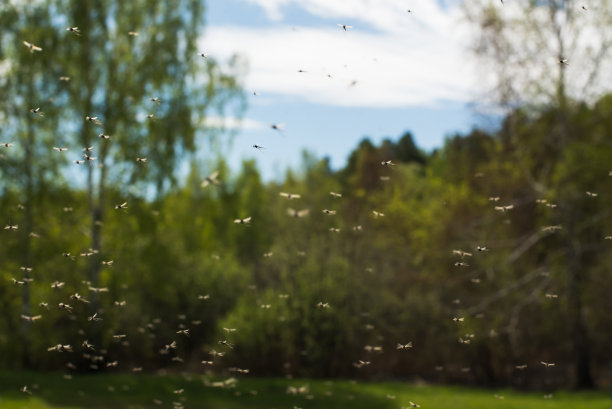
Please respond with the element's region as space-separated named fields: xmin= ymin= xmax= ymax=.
xmin=0 ymin=371 xmax=608 ymax=409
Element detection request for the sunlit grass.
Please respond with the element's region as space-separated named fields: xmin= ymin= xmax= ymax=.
xmin=0 ymin=371 xmax=608 ymax=409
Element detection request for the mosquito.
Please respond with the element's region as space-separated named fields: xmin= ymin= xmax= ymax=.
xmin=270 ymin=123 xmax=286 ymax=136
xmin=287 ymin=208 xmax=309 ymax=218
xmin=234 ymin=216 xmax=252 ymax=224
xmin=23 ymin=41 xmax=42 ymax=52
xmin=202 ymin=170 xmax=220 ymax=187
xmin=396 ymin=342 xmax=412 ymax=349
xmin=280 ymin=192 xmax=301 ymax=199
xmin=85 ymin=115 xmax=102 ymax=125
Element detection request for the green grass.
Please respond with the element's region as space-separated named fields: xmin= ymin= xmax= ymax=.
xmin=0 ymin=371 xmax=609 ymax=409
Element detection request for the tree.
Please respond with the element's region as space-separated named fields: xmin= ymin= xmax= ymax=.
xmin=0 ymin=0 xmax=244 ymax=367
xmin=465 ymin=0 xmax=612 ymax=388
xmin=465 ymin=0 xmax=612 ymax=109
xmin=0 ymin=3 xmax=68 ymax=366
xmin=53 ymin=0 xmax=244 ymax=301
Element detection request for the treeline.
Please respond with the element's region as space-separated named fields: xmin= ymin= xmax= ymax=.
xmin=1 ymin=95 xmax=612 ymax=389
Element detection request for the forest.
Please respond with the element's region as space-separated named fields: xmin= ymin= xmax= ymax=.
xmin=1 ymin=0 xmax=611 ymax=398
xmin=2 ymin=99 xmax=612 ymax=388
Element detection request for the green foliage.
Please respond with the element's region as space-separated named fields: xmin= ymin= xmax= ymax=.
xmin=2 ymin=94 xmax=612 ymax=386
xmin=1 ymin=1 xmax=612 ymax=388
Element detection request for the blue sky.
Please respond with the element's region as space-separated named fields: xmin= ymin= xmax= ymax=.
xmin=202 ymin=0 xmax=486 ymax=179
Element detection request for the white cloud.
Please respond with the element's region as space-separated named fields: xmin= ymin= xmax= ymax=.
xmin=203 ymin=116 xmax=266 ymax=131
xmin=243 ymin=0 xmax=463 ymax=34
xmin=203 ymin=0 xmax=475 ymax=108
xmin=241 ymin=0 xmax=292 ymax=21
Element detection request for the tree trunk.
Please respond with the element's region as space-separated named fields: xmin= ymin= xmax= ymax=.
xmin=20 ymin=80 xmax=36 ymax=368
xmin=565 ymin=222 xmax=594 ymax=388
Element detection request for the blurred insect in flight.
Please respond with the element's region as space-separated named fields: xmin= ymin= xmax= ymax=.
xmin=30 ymin=107 xmax=44 ymax=116
xmin=287 ymin=208 xmax=309 ymax=218
xmin=280 ymin=192 xmax=301 ymax=199
xmin=202 ymin=170 xmax=220 ymax=187
xmin=85 ymin=115 xmax=102 ymax=125
xmin=23 ymin=41 xmax=42 ymax=52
